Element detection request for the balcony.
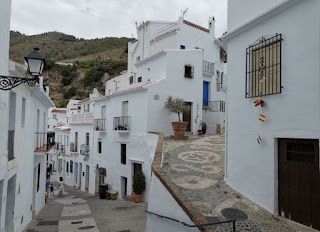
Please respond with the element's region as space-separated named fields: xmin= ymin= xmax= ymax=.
xmin=8 ymin=130 xmax=14 ymax=161
xmin=80 ymin=144 xmax=90 ymax=156
xmin=203 ymin=61 xmax=215 ymax=76
xmin=94 ymin=119 xmax=106 ymax=132
xmin=34 ymin=132 xmax=55 ymax=153
xmin=113 ymin=116 xmax=130 ymax=132
xmin=71 ymin=113 xmax=94 ymax=124
xmin=203 ymin=100 xmax=225 ymax=112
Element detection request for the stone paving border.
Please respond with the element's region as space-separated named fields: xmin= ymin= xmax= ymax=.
xmin=149 ymin=132 xmax=215 ymax=232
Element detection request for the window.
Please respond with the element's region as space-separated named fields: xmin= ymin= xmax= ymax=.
xmin=86 ymin=133 xmax=89 ymax=145
xmin=70 ymin=161 xmax=73 ymax=173
xmin=53 ymin=114 xmax=57 ymax=120
xmin=121 ymin=144 xmax=126 ymax=164
xmin=98 ymin=139 xmax=102 ymax=154
xmin=75 ymin=132 xmax=78 ymax=152
xmin=66 ymin=162 xmax=69 ymax=172
xmin=180 ymin=45 xmax=185 ymax=49
xmin=37 ymin=163 xmax=40 ymax=192
xmin=246 ymin=34 xmax=282 ymax=98
xmin=129 ymin=76 xmax=133 ymax=85
xmin=136 ymin=56 xmax=140 ymax=63
xmin=21 ymin=98 xmax=26 ymax=126
xmin=138 ymin=77 xmax=142 ymax=83
xmin=220 ymin=47 xmax=227 ymax=63
xmin=67 ymin=135 xmax=69 ymax=147
xmin=216 ymin=71 xmax=223 ymax=91
xmin=87 ymin=104 xmax=90 ymax=112
xmin=184 ymin=65 xmax=194 ymax=78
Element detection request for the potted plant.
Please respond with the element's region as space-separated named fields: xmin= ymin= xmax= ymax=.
xmin=132 ymin=171 xmax=145 ymax=203
xmin=202 ymin=122 xmax=207 ymax=135
xmin=165 ymin=96 xmax=188 ymax=138
xmin=198 ymin=122 xmax=203 ymax=135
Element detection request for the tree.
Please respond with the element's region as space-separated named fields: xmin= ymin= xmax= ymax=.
xmin=164 ymin=96 xmax=186 ymax=122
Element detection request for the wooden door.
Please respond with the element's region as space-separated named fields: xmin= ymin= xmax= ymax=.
xmin=183 ymin=102 xmax=192 ymax=132
xmin=278 ymin=139 xmax=320 ymax=230
xmin=133 ymin=163 xmax=142 ymax=176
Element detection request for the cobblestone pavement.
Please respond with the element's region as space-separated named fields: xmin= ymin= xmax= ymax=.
xmin=23 ymin=185 xmax=147 ymax=232
xmin=162 ymin=134 xmax=317 ymax=232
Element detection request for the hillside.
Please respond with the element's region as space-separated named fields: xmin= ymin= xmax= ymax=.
xmin=9 ymin=31 xmax=135 ymax=107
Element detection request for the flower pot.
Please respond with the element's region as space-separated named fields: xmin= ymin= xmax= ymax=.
xmin=198 ymin=130 xmax=203 ymax=135
xmin=171 ymin=122 xmax=188 ymax=137
xmin=134 ymin=194 xmax=143 ymax=203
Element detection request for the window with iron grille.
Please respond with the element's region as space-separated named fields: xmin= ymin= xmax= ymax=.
xmin=184 ymin=65 xmax=194 ymax=78
xmin=216 ymin=71 xmax=223 ymax=91
xmin=70 ymin=160 xmax=73 ymax=173
xmin=138 ymin=77 xmax=142 ymax=82
xmin=246 ymin=34 xmax=282 ymax=98
xmin=129 ymin=76 xmax=133 ymax=84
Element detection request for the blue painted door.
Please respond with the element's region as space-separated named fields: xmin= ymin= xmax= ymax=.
xmin=203 ymin=82 xmax=209 ymax=106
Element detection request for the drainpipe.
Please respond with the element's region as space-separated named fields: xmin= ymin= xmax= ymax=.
xmin=224 ymin=80 xmax=228 ymax=180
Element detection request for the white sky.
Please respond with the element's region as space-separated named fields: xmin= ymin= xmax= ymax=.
xmin=10 ymin=0 xmax=227 ymax=39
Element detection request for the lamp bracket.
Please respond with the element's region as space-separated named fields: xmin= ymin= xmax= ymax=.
xmin=0 ymin=75 xmax=39 ymax=91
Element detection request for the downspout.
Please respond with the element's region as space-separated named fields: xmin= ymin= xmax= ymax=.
xmin=224 ymin=80 xmax=228 ymax=180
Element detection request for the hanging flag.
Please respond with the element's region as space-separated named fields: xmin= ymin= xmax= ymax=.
xmin=254 ymin=98 xmax=265 ymax=107
xmin=260 ymin=76 xmax=266 ymax=82
xmin=259 ymin=114 xmax=266 ymax=122
xmin=257 ymin=135 xmax=262 ymax=144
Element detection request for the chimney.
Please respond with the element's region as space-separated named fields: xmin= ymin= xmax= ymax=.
xmin=209 ymin=16 xmax=216 ymax=38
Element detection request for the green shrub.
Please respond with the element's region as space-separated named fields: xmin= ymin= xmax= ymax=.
xmin=132 ymin=171 xmax=145 ymax=195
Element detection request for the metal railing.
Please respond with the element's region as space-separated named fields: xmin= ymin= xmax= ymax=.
xmin=94 ymin=119 xmax=106 ymax=131
xmin=71 ymin=113 xmax=94 ymax=124
xmin=203 ymin=100 xmax=225 ymax=112
xmin=146 ymin=211 xmax=236 ymax=231
xmin=35 ymin=132 xmax=55 ymax=152
xmin=61 ymin=144 xmax=65 ymax=153
xmin=8 ymin=130 xmax=14 ymax=161
xmin=80 ymin=144 xmax=90 ymax=156
xmin=113 ymin=116 xmax=130 ymax=131
xmin=203 ymin=61 xmax=215 ymax=76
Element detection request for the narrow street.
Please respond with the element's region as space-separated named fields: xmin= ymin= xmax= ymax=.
xmin=23 ymin=184 xmax=148 ymax=232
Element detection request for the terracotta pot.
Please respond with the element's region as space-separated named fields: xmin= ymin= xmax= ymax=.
xmin=171 ymin=122 xmax=188 ymax=137
xmin=198 ymin=130 xmax=203 ymax=135
xmin=134 ymin=195 xmax=143 ymax=203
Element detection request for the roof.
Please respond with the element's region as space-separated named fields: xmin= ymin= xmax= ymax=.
xmin=54 ymin=126 xmax=71 ymax=132
xmin=183 ymin=19 xmax=209 ymax=33
xmin=52 ymin=109 xmax=67 ymax=113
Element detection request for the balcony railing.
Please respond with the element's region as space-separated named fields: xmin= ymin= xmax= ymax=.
xmin=203 ymin=61 xmax=215 ymax=76
xmin=8 ymin=130 xmax=14 ymax=161
xmin=94 ymin=119 xmax=106 ymax=131
xmin=80 ymin=144 xmax=90 ymax=156
xmin=71 ymin=113 xmax=94 ymax=124
xmin=113 ymin=116 xmax=130 ymax=131
xmin=61 ymin=144 xmax=65 ymax=153
xmin=203 ymin=100 xmax=225 ymax=112
xmin=35 ymin=132 xmax=55 ymax=152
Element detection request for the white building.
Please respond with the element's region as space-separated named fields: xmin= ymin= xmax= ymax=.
xmin=48 ymin=107 xmax=67 ymax=131
xmin=0 ymin=2 xmax=55 ymax=232
xmin=57 ymin=16 xmax=226 ymax=205
xmin=222 ymin=0 xmax=320 ymax=230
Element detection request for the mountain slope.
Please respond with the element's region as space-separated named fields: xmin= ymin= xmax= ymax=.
xmin=10 ymin=31 xmax=134 ymax=107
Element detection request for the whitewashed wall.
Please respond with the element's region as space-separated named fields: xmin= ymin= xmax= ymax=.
xmin=147 ymin=175 xmax=199 ymax=232
xmin=225 ymin=0 xmax=320 ymax=213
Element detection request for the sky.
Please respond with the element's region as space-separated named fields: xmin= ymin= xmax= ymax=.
xmin=10 ymin=0 xmax=227 ymax=39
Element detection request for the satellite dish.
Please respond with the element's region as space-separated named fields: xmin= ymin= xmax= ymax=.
xmin=93 ymin=88 xmax=99 ymax=96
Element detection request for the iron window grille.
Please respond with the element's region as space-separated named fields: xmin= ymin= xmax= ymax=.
xmin=246 ymin=34 xmax=282 ymax=98
xmin=129 ymin=76 xmax=133 ymax=85
xmin=216 ymin=71 xmax=223 ymax=91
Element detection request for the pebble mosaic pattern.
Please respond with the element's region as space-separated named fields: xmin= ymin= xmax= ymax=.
xmin=162 ymin=135 xmax=317 ymax=232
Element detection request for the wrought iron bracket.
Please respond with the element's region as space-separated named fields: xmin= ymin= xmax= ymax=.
xmin=0 ymin=75 xmax=39 ymax=91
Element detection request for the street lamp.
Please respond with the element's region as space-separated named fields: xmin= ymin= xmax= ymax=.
xmin=0 ymin=48 xmax=46 ymax=91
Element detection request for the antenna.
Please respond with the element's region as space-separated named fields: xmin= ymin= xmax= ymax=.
xmin=182 ymin=8 xmax=188 ymax=18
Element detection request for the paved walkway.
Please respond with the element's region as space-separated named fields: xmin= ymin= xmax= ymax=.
xmin=24 ymin=185 xmax=147 ymax=232
xmin=162 ymin=134 xmax=317 ymax=232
